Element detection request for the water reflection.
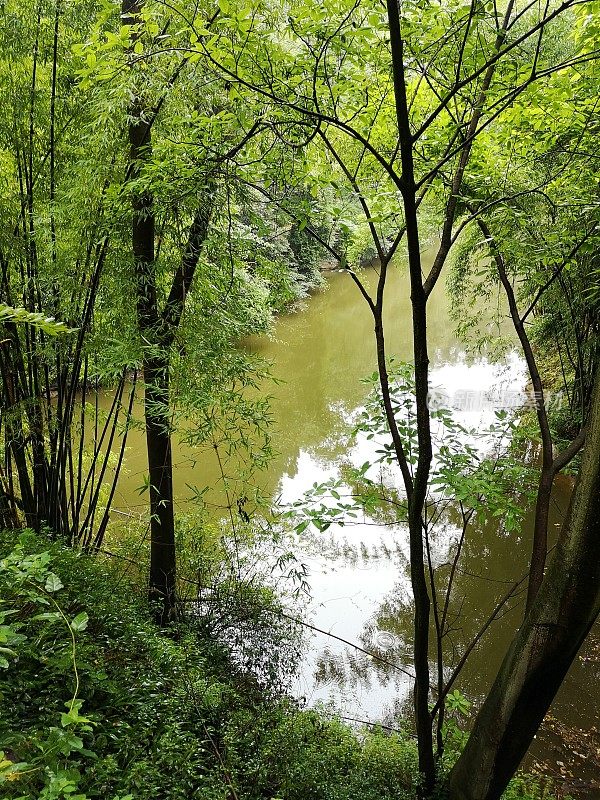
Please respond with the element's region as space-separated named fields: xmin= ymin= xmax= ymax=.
xmin=103 ymin=259 xmax=596 ymax=794
xmin=251 ymin=266 xmax=595 ymax=795
xmin=286 ymin=351 xmax=533 ymax=718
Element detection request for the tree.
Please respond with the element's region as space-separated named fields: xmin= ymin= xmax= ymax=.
xmin=447 ymin=47 xmax=600 ymax=610
xmin=121 ymin=0 xmax=214 ymax=623
xmin=2 ymin=0 xmax=597 ymax=792
xmin=0 ymin=0 xmax=318 ymax=627
xmin=0 ymin=302 xmax=74 ymax=529
xmin=102 ymin=0 xmax=326 ymax=623
xmin=175 ymin=0 xmax=600 ymax=794
xmin=0 ymin=0 xmax=135 ymax=547
xmin=449 ymin=365 xmax=600 ymax=798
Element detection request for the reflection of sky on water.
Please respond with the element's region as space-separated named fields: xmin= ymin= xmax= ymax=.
xmin=280 ymin=354 xmax=528 ymax=725
xmin=101 ymin=254 xmax=594 ymax=791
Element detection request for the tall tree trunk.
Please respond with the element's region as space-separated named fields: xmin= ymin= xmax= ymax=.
xmin=123 ymin=0 xmax=177 ymax=625
xmin=122 ymin=0 xmax=214 ymax=625
xmin=128 ymin=121 xmax=178 ymax=624
xmin=448 ymin=367 xmax=600 ymax=800
xmin=385 ymin=0 xmax=436 ymax=790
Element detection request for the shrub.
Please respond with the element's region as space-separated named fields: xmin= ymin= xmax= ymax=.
xmin=0 ymin=531 xmax=566 ymax=800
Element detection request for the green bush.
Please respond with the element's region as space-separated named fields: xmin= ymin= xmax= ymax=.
xmin=0 ymin=531 xmax=418 ymax=800
xmin=0 ymin=531 xmax=567 ymax=800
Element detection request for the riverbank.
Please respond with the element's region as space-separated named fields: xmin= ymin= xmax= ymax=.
xmin=0 ymin=530 xmax=567 ymax=800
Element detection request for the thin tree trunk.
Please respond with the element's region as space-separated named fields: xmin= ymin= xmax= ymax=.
xmin=473 ymin=214 xmax=586 ymax=612
xmin=448 ymin=367 xmax=600 ymax=800
xmin=385 ymin=0 xmax=435 ymax=789
xmin=144 ymin=357 xmax=177 ymax=624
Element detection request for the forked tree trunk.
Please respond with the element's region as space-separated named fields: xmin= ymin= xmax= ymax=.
xmin=123 ymin=0 xmax=177 ymax=625
xmin=448 ymin=367 xmax=600 ymax=800
xmin=123 ymin=0 xmax=214 ymax=625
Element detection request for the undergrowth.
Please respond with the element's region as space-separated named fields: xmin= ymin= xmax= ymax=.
xmin=0 ymin=531 xmax=567 ymax=800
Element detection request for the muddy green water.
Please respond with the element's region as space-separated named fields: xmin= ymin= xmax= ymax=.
xmin=106 ymin=259 xmax=598 ymax=797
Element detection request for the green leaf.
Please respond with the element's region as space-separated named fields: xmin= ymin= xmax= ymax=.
xmin=71 ymin=612 xmax=89 ymax=632
xmin=45 ymin=573 xmax=64 ymax=593
xmin=33 ymin=611 xmax=62 ymax=622
xmin=0 ymin=303 xmax=75 ymax=336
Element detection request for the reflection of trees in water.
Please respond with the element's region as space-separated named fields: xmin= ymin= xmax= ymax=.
xmin=304 ymin=440 xmax=600 ymax=772
xmin=315 ymin=648 xmax=384 ymax=690
xmin=312 ymin=481 xmax=586 ymax=709
xmin=308 ymin=508 xmax=526 ymax=701
xmin=379 ymin=695 xmax=415 ymax=733
xmin=302 ymin=527 xmax=407 ymax=566
xmin=307 ymin=481 xmax=599 ymax=777
xmin=356 ymin=506 xmax=534 ymax=697
xmin=313 ymin=642 xmax=412 ymax=717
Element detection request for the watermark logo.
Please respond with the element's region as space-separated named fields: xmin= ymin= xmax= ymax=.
xmin=427 ymin=387 xmax=565 ymax=412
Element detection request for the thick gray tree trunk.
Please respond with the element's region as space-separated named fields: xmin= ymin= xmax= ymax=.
xmin=448 ymin=367 xmax=600 ymax=800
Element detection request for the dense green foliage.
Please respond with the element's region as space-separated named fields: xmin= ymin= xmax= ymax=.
xmin=0 ymin=0 xmax=329 ymax=546
xmin=0 ymin=532 xmax=569 ymax=800
xmin=0 ymin=531 xmax=419 ymax=800
xmin=0 ymin=0 xmax=599 ymax=795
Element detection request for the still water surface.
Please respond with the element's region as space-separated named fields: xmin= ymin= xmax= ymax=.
xmin=108 ymin=261 xmax=598 ymax=796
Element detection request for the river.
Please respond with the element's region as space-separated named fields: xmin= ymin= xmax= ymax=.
xmin=106 ymin=258 xmax=599 ymax=797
